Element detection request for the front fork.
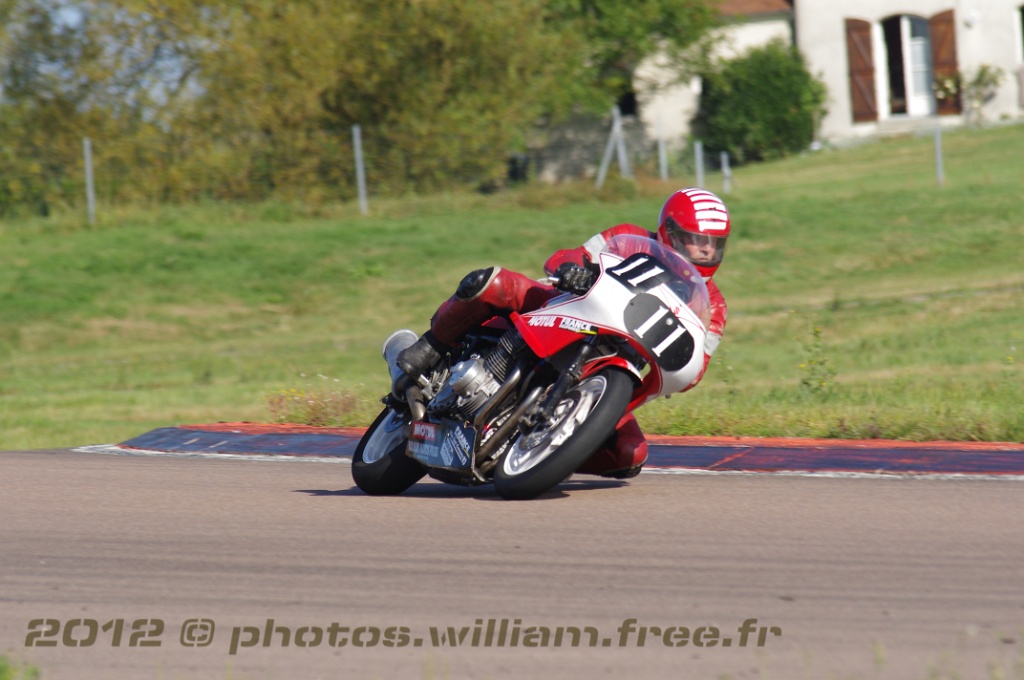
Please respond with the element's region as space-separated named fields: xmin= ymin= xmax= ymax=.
xmin=523 ymin=337 xmax=598 ymax=430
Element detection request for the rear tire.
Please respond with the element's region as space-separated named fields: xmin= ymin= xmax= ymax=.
xmin=494 ymin=368 xmax=633 ymax=500
xmin=352 ymin=407 xmax=425 ymax=495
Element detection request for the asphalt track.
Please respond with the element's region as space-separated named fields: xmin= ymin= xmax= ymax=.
xmin=2 ymin=425 xmax=1023 ymax=680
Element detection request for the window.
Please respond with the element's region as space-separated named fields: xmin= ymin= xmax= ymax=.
xmin=1019 ymin=6 xmax=1024 ymax=62
xmin=882 ymin=15 xmax=934 ymax=117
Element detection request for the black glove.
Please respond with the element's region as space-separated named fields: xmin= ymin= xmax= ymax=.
xmin=554 ymin=262 xmax=597 ymax=295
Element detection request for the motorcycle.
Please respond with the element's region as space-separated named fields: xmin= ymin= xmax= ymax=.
xmin=352 ymin=234 xmax=712 ymax=500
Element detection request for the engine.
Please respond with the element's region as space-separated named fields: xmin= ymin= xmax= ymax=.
xmin=430 ymin=329 xmax=526 ymax=420
xmin=448 ymin=358 xmax=501 ymax=414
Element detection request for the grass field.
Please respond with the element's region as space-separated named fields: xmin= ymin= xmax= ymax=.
xmin=1 ymin=124 xmax=1022 ymax=449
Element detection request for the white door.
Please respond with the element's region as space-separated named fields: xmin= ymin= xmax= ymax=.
xmin=903 ymin=16 xmax=935 ymax=116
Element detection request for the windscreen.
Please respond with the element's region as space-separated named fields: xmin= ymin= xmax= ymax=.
xmin=601 ymin=234 xmax=711 ymax=331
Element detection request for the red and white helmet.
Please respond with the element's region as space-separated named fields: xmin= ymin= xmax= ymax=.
xmin=656 ymin=188 xmax=731 ymax=280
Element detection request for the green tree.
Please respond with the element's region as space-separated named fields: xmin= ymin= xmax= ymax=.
xmin=56 ymin=0 xmax=589 ymax=199
xmin=1 ymin=0 xmax=719 ymax=206
xmin=693 ymin=39 xmax=828 ymax=164
xmin=0 ymin=0 xmax=171 ymax=211
xmin=182 ymin=0 xmax=583 ymax=195
xmin=545 ymin=0 xmax=719 ymax=102
xmin=0 ymin=2 xmax=105 ymax=214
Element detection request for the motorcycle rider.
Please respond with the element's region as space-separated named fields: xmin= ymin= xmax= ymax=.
xmin=396 ymin=187 xmax=730 ymax=478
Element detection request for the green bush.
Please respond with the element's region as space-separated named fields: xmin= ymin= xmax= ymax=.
xmin=693 ymin=39 xmax=827 ymax=163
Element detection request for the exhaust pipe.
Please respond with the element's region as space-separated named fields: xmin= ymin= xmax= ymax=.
xmin=382 ymin=330 xmax=427 ymax=420
xmin=382 ymin=329 xmax=418 ymax=388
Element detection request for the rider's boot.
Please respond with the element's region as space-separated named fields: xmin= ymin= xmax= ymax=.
xmin=396 ymin=330 xmax=447 ymax=380
xmin=394 ymin=267 xmax=562 ymax=391
xmin=396 ymin=267 xmax=554 ymax=380
xmin=575 ymin=414 xmax=648 ymax=478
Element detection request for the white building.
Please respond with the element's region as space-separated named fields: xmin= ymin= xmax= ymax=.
xmin=635 ymin=0 xmax=795 ymax=147
xmin=637 ymin=0 xmax=1024 ymax=146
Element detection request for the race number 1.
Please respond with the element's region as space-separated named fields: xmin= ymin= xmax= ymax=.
xmin=607 ymin=254 xmax=673 ymax=292
xmin=623 ymin=294 xmax=694 ymax=371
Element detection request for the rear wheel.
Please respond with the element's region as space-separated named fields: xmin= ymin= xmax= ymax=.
xmin=494 ymin=368 xmax=633 ymax=500
xmin=351 ymin=406 xmax=425 ymax=495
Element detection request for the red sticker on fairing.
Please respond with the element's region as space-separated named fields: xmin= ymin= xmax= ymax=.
xmin=411 ymin=422 xmax=437 ymax=444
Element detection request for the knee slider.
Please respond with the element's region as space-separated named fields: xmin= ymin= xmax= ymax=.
xmin=455 ymin=267 xmax=497 ymax=301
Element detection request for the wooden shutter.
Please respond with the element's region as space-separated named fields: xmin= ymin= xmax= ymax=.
xmin=845 ymin=19 xmax=877 ymax=122
xmin=930 ymin=10 xmax=961 ymax=115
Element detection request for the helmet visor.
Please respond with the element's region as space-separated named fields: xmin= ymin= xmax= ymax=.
xmin=666 ymin=221 xmax=727 ymax=268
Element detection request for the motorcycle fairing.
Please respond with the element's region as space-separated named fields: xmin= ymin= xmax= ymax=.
xmin=407 ymin=419 xmax=475 ymax=470
xmin=512 ymin=244 xmax=709 ymax=402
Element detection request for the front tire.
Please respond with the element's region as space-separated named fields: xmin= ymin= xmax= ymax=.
xmin=352 ymin=406 xmax=425 ymax=495
xmin=494 ymin=368 xmax=633 ymax=500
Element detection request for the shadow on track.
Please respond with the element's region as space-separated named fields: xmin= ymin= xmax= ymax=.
xmin=294 ymin=477 xmax=628 ymax=500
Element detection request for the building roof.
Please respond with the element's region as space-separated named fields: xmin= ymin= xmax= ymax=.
xmin=717 ymin=0 xmax=793 ymax=17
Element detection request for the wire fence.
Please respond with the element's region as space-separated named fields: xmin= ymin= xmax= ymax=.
xmin=0 ymin=106 xmax=727 ymax=221
xmin=0 ymin=114 xmax=953 ymax=222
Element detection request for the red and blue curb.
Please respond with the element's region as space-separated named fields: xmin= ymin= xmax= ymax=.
xmin=94 ymin=422 xmax=1024 ymax=478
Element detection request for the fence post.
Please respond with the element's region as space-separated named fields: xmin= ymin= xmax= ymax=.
xmin=694 ymin=140 xmax=705 ymax=189
xmin=613 ymin=106 xmax=633 ymax=180
xmin=657 ymin=118 xmax=669 ymax=181
xmin=595 ymin=106 xmax=619 ymax=189
xmin=352 ymin=125 xmax=369 ymax=215
xmin=83 ymin=137 xmax=96 ymax=225
xmin=721 ymin=151 xmax=732 ymax=194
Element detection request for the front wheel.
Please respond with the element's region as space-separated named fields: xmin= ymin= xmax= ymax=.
xmin=494 ymin=368 xmax=633 ymax=500
xmin=352 ymin=406 xmax=426 ymax=495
